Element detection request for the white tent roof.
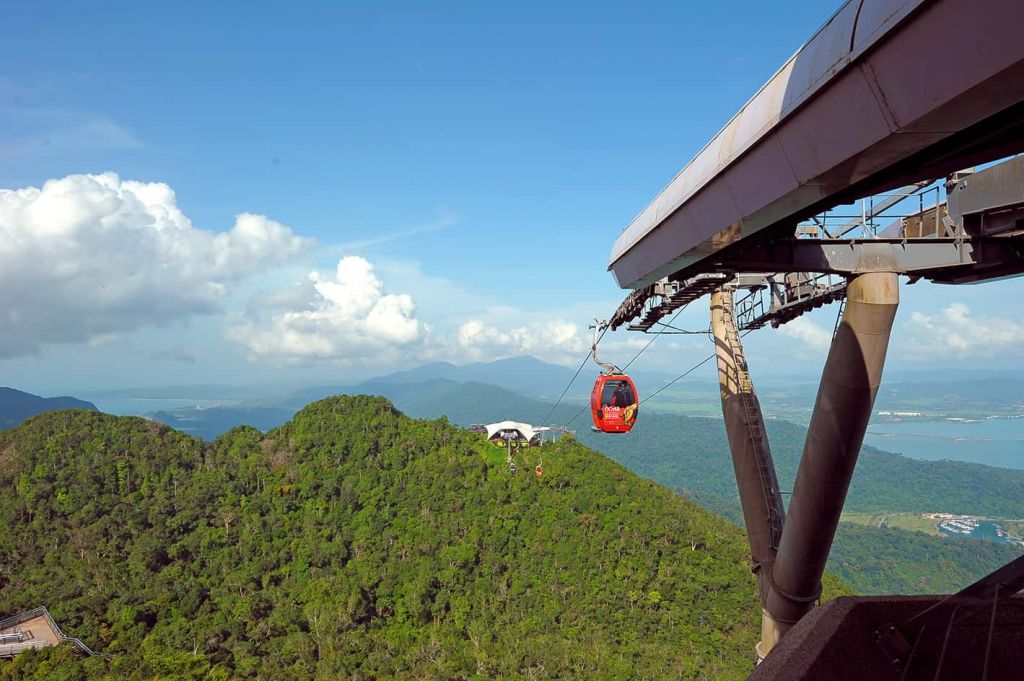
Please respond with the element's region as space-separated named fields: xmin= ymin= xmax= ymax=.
xmin=484 ymin=421 xmax=538 ymax=441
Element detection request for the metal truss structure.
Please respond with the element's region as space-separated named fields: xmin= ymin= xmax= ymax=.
xmin=611 ymin=155 xmax=1024 ymax=334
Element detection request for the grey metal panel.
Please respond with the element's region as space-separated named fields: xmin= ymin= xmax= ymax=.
xmin=781 ymin=0 xmax=860 ymax=109
xmin=776 ymin=66 xmax=894 ymax=185
xmin=850 ymin=0 xmax=923 ymax=54
xmin=948 ymin=155 xmax=1024 ymax=221
xmin=686 ymin=181 xmax=744 ymax=246
xmin=723 ymin=137 xmax=802 ymax=219
xmin=860 ymin=0 xmax=1024 ymax=133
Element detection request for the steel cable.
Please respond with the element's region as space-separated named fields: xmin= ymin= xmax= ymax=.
xmin=639 ymin=329 xmax=752 ymax=406
xmin=541 ymin=324 xmax=608 ymax=425
xmin=621 ymin=306 xmax=684 ymax=371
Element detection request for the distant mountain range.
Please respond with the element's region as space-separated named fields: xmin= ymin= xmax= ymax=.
xmin=78 ymin=356 xmax=685 ymax=407
xmin=325 ymin=356 xmax=685 ymax=405
xmin=0 ymin=387 xmax=97 ymax=429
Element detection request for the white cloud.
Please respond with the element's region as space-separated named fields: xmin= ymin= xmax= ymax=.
xmin=227 ymin=256 xmax=425 ymax=363
xmin=777 ymin=316 xmax=832 ymax=354
xmin=455 ymin=319 xmax=586 ymax=363
xmin=0 ymin=172 xmax=311 ymax=357
xmin=903 ymin=302 xmax=1024 ymax=358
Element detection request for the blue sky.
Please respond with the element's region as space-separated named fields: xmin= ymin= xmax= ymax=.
xmin=2 ymin=0 xmax=1022 ymax=393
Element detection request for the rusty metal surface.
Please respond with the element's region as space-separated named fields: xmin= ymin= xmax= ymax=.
xmin=711 ymin=288 xmax=786 ymax=660
xmin=898 ymin=203 xmax=949 ymax=238
xmin=948 ymin=155 xmax=1024 ymax=236
xmin=609 ymin=0 xmax=1024 ymax=289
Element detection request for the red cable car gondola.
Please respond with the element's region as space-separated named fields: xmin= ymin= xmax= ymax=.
xmin=590 ymin=373 xmax=638 ymax=433
xmin=588 ymin=320 xmax=639 ymax=434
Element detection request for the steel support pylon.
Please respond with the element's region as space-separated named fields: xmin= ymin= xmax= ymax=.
xmin=710 ymin=287 xmax=786 ymax=662
xmin=764 ymin=272 xmax=899 ymax=649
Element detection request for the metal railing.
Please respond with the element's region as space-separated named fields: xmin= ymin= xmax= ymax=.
xmin=0 ymin=607 xmax=104 ymax=657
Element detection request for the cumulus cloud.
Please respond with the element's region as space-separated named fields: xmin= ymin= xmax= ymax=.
xmin=903 ymin=302 xmax=1024 ymax=358
xmin=227 ymin=256 xmax=425 ymax=363
xmin=455 ymin=319 xmax=586 ymax=363
xmin=0 ymin=172 xmax=311 ymax=357
xmin=777 ymin=316 xmax=832 ymax=354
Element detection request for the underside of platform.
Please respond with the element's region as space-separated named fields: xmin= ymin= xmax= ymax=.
xmin=750 ymin=595 xmax=1024 ymax=681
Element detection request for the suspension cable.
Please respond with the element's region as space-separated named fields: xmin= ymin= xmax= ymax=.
xmin=639 ymin=353 xmax=717 ymax=405
xmin=621 ymin=306 xmax=684 ymax=371
xmin=639 ymin=329 xmax=753 ymax=406
xmin=566 ymin=401 xmax=590 ymax=427
xmin=541 ymin=324 xmax=608 ymax=425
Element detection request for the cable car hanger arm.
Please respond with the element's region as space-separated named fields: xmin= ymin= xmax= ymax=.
xmin=589 ymin=319 xmax=621 ymax=375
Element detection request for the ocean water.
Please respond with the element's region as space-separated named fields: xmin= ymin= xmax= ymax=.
xmin=91 ymin=397 xmax=243 ymax=417
xmin=864 ymin=417 xmax=1024 ymax=470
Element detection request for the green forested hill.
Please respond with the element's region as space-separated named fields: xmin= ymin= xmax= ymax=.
xmin=829 ymin=524 xmax=1022 ymax=593
xmin=149 ymin=380 xmax=1024 ymax=596
xmin=0 ymin=397 xmax=817 ymax=680
xmin=349 ymin=384 xmax=1024 ymax=595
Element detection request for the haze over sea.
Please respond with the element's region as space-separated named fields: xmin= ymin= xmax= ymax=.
xmin=864 ymin=417 xmax=1024 ymax=470
xmin=88 ymin=397 xmax=243 ymax=417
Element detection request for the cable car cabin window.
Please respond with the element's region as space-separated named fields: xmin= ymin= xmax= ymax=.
xmin=600 ymin=380 xmax=635 ymax=408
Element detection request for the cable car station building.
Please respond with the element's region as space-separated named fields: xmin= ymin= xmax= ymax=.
xmin=475 ymin=421 xmax=542 ymax=448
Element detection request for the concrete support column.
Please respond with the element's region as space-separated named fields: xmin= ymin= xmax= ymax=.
xmin=710 ymin=287 xmax=786 ymax=662
xmin=764 ymin=272 xmax=900 ymax=645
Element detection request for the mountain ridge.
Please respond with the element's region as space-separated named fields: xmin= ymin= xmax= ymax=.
xmin=0 ymin=387 xmax=98 ymax=429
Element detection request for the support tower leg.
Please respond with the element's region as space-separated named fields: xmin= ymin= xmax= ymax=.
xmin=764 ymin=272 xmax=899 ymax=648
xmin=710 ymin=287 xmax=786 ymax=662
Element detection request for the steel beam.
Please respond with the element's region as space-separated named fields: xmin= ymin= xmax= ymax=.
xmin=710 ymin=287 xmax=786 ymax=661
xmin=609 ymin=0 xmax=1024 ymax=289
xmin=764 ymin=272 xmax=899 ymax=648
xmin=718 ymin=236 xmax=1024 ymax=280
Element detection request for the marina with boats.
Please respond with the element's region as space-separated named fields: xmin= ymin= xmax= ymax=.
xmin=926 ymin=513 xmax=1024 ymax=545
